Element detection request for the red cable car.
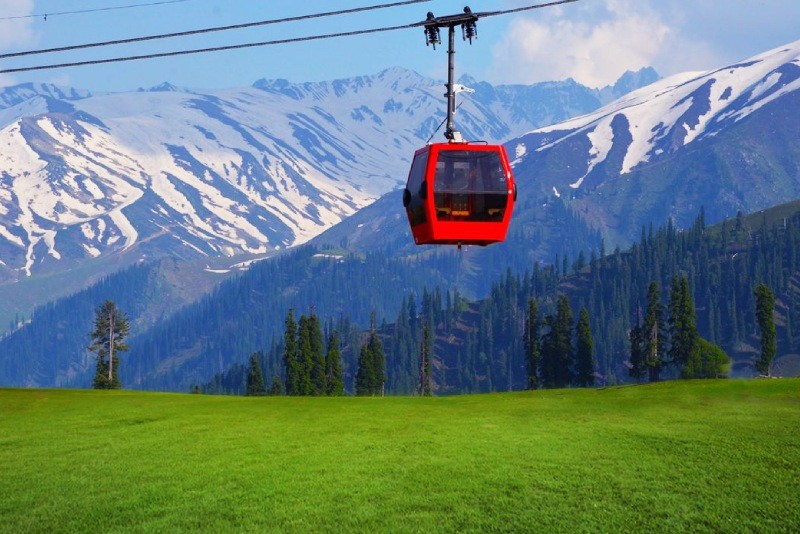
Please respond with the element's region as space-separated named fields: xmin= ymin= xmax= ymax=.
xmin=403 ymin=8 xmax=516 ymax=247
xmin=403 ymin=142 xmax=516 ymax=246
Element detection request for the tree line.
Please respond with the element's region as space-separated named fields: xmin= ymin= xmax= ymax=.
xmin=87 ymin=203 xmax=791 ymax=393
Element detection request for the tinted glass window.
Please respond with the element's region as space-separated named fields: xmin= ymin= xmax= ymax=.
xmin=432 ymin=150 xmax=508 ymax=222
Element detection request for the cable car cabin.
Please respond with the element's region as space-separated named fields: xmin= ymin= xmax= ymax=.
xmin=403 ymin=143 xmax=516 ymax=246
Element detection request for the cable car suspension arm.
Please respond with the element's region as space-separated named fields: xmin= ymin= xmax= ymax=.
xmin=421 ymin=7 xmax=479 ymax=142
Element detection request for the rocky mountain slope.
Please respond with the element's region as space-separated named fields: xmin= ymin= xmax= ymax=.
xmin=0 ymin=67 xmax=653 ymax=331
xmin=510 ymin=40 xmax=800 ymax=244
xmin=0 ymin=67 xmax=644 ymax=281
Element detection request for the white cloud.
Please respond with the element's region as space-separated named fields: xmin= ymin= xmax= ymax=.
xmin=488 ymin=0 xmax=800 ymax=88
xmin=0 ymin=0 xmax=37 ymax=87
xmin=490 ymin=0 xmax=675 ymax=87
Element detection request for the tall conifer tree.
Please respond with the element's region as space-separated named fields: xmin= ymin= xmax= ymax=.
xmin=575 ymin=307 xmax=595 ymax=387
xmin=668 ymin=275 xmax=699 ymax=371
xmin=643 ymin=281 xmax=666 ymax=382
xmin=297 ymin=315 xmax=313 ymax=395
xmin=419 ymin=319 xmax=432 ymax=396
xmin=283 ymin=309 xmax=300 ymax=395
xmin=541 ymin=295 xmax=573 ymax=388
xmin=325 ymin=331 xmax=344 ymax=396
xmin=90 ymin=300 xmax=129 ymax=390
xmin=554 ymin=294 xmax=574 ymax=388
xmin=355 ymin=342 xmax=374 ymax=396
xmin=754 ymin=283 xmax=777 ymax=376
xmin=356 ymin=313 xmax=386 ymax=396
xmin=308 ymin=312 xmax=326 ymax=395
xmin=368 ymin=312 xmax=386 ymax=396
xmin=629 ymin=312 xmax=646 ymax=383
xmin=246 ymin=352 xmax=266 ymax=396
xmin=524 ymin=299 xmax=541 ymax=389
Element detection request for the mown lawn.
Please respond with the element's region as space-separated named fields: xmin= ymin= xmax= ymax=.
xmin=1 ymin=379 xmax=798 ymax=533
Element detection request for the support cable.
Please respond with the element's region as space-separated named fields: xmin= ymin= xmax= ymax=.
xmin=0 ymin=1 xmax=581 ymax=75
xmin=478 ymin=0 xmax=579 ymax=17
xmin=0 ymin=0 xmax=432 ymax=60
xmin=0 ymin=24 xmax=418 ymax=75
xmin=0 ymin=0 xmax=193 ymax=21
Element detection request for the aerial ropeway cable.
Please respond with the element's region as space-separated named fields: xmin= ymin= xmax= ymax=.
xmin=0 ymin=0 xmax=194 ymax=21
xmin=0 ymin=0 xmax=579 ymax=75
xmin=0 ymin=0 xmax=434 ymax=60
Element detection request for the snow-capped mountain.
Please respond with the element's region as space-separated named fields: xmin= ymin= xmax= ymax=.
xmin=0 ymin=82 xmax=92 ymax=110
xmin=511 ymin=41 xmax=800 ymax=205
xmin=0 ymin=67 xmax=649 ymax=282
xmin=316 ymin=41 xmax=800 ymax=273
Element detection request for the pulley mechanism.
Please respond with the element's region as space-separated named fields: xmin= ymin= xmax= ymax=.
xmin=419 ymin=6 xmax=479 ymax=142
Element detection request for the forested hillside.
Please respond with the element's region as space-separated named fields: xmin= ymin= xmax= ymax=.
xmin=0 ymin=247 xmax=460 ymax=389
xmin=205 ymin=201 xmax=800 ymax=395
xmin=434 ymin=203 xmax=800 ymax=390
xmin=1 ymin=262 xmax=156 ymax=387
xmin=5 ymin=199 xmax=800 ymax=392
xmin=433 ymin=202 xmax=800 ymax=389
xmin=0 ymin=194 xmax=599 ymax=390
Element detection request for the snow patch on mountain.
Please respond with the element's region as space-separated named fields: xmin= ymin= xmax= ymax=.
xmin=0 ymin=67 xmax=657 ymax=278
xmin=523 ymin=41 xmax=800 ymax=184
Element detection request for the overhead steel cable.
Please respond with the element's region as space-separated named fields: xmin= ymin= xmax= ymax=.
xmin=0 ymin=24 xmax=420 ymax=74
xmin=0 ymin=0 xmax=433 ymax=60
xmin=0 ymin=0 xmax=582 ymax=75
xmin=476 ymin=0 xmax=579 ymax=17
xmin=0 ymin=0 xmax=193 ymax=21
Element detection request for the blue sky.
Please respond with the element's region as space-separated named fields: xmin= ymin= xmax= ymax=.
xmin=0 ymin=0 xmax=798 ymax=92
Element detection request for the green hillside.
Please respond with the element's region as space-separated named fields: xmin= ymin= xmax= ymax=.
xmin=2 ymin=380 xmax=798 ymax=533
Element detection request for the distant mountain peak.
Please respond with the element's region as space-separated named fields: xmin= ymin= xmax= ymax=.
xmin=145 ymin=82 xmax=183 ymax=93
xmin=605 ymin=67 xmax=660 ymax=101
xmin=0 ymin=82 xmax=92 ymax=110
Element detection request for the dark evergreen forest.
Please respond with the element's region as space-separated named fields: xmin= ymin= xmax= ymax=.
xmin=205 ymin=203 xmax=800 ymax=395
xmin=4 ymin=200 xmax=800 ymax=393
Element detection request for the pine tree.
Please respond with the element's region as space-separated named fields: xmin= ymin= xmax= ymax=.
xmin=754 ymin=283 xmax=777 ymax=376
xmin=297 ymin=315 xmax=313 ymax=395
xmin=668 ymin=275 xmax=699 ymax=372
xmin=246 ymin=352 xmax=266 ymax=396
xmin=356 ymin=313 xmax=386 ymax=396
xmin=554 ymin=294 xmax=574 ymax=388
xmin=524 ymin=299 xmax=541 ymax=389
xmin=90 ymin=300 xmax=130 ymax=389
xmin=267 ymin=375 xmax=284 ymax=396
xmin=308 ymin=312 xmax=326 ymax=395
xmin=541 ymin=294 xmax=573 ymax=388
xmin=325 ymin=331 xmax=344 ymax=396
xmin=643 ymin=281 xmax=666 ymax=382
xmin=282 ymin=309 xmax=300 ymax=395
xmin=368 ymin=313 xmax=386 ymax=396
xmin=575 ymin=307 xmax=595 ymax=387
xmin=629 ymin=305 xmax=646 ymax=382
xmin=419 ymin=318 xmax=432 ymax=396
xmin=355 ymin=342 xmax=374 ymax=396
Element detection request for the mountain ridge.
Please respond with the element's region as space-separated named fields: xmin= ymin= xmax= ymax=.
xmin=0 ymin=66 xmax=655 ymax=331
xmin=0 ymin=66 xmax=652 ymax=282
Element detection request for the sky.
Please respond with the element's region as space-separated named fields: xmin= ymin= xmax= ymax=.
xmin=0 ymin=0 xmax=798 ymax=93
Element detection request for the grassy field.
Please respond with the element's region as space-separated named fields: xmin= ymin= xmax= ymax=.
xmin=1 ymin=380 xmax=798 ymax=533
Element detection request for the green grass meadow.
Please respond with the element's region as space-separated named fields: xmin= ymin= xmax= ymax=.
xmin=1 ymin=380 xmax=799 ymax=533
